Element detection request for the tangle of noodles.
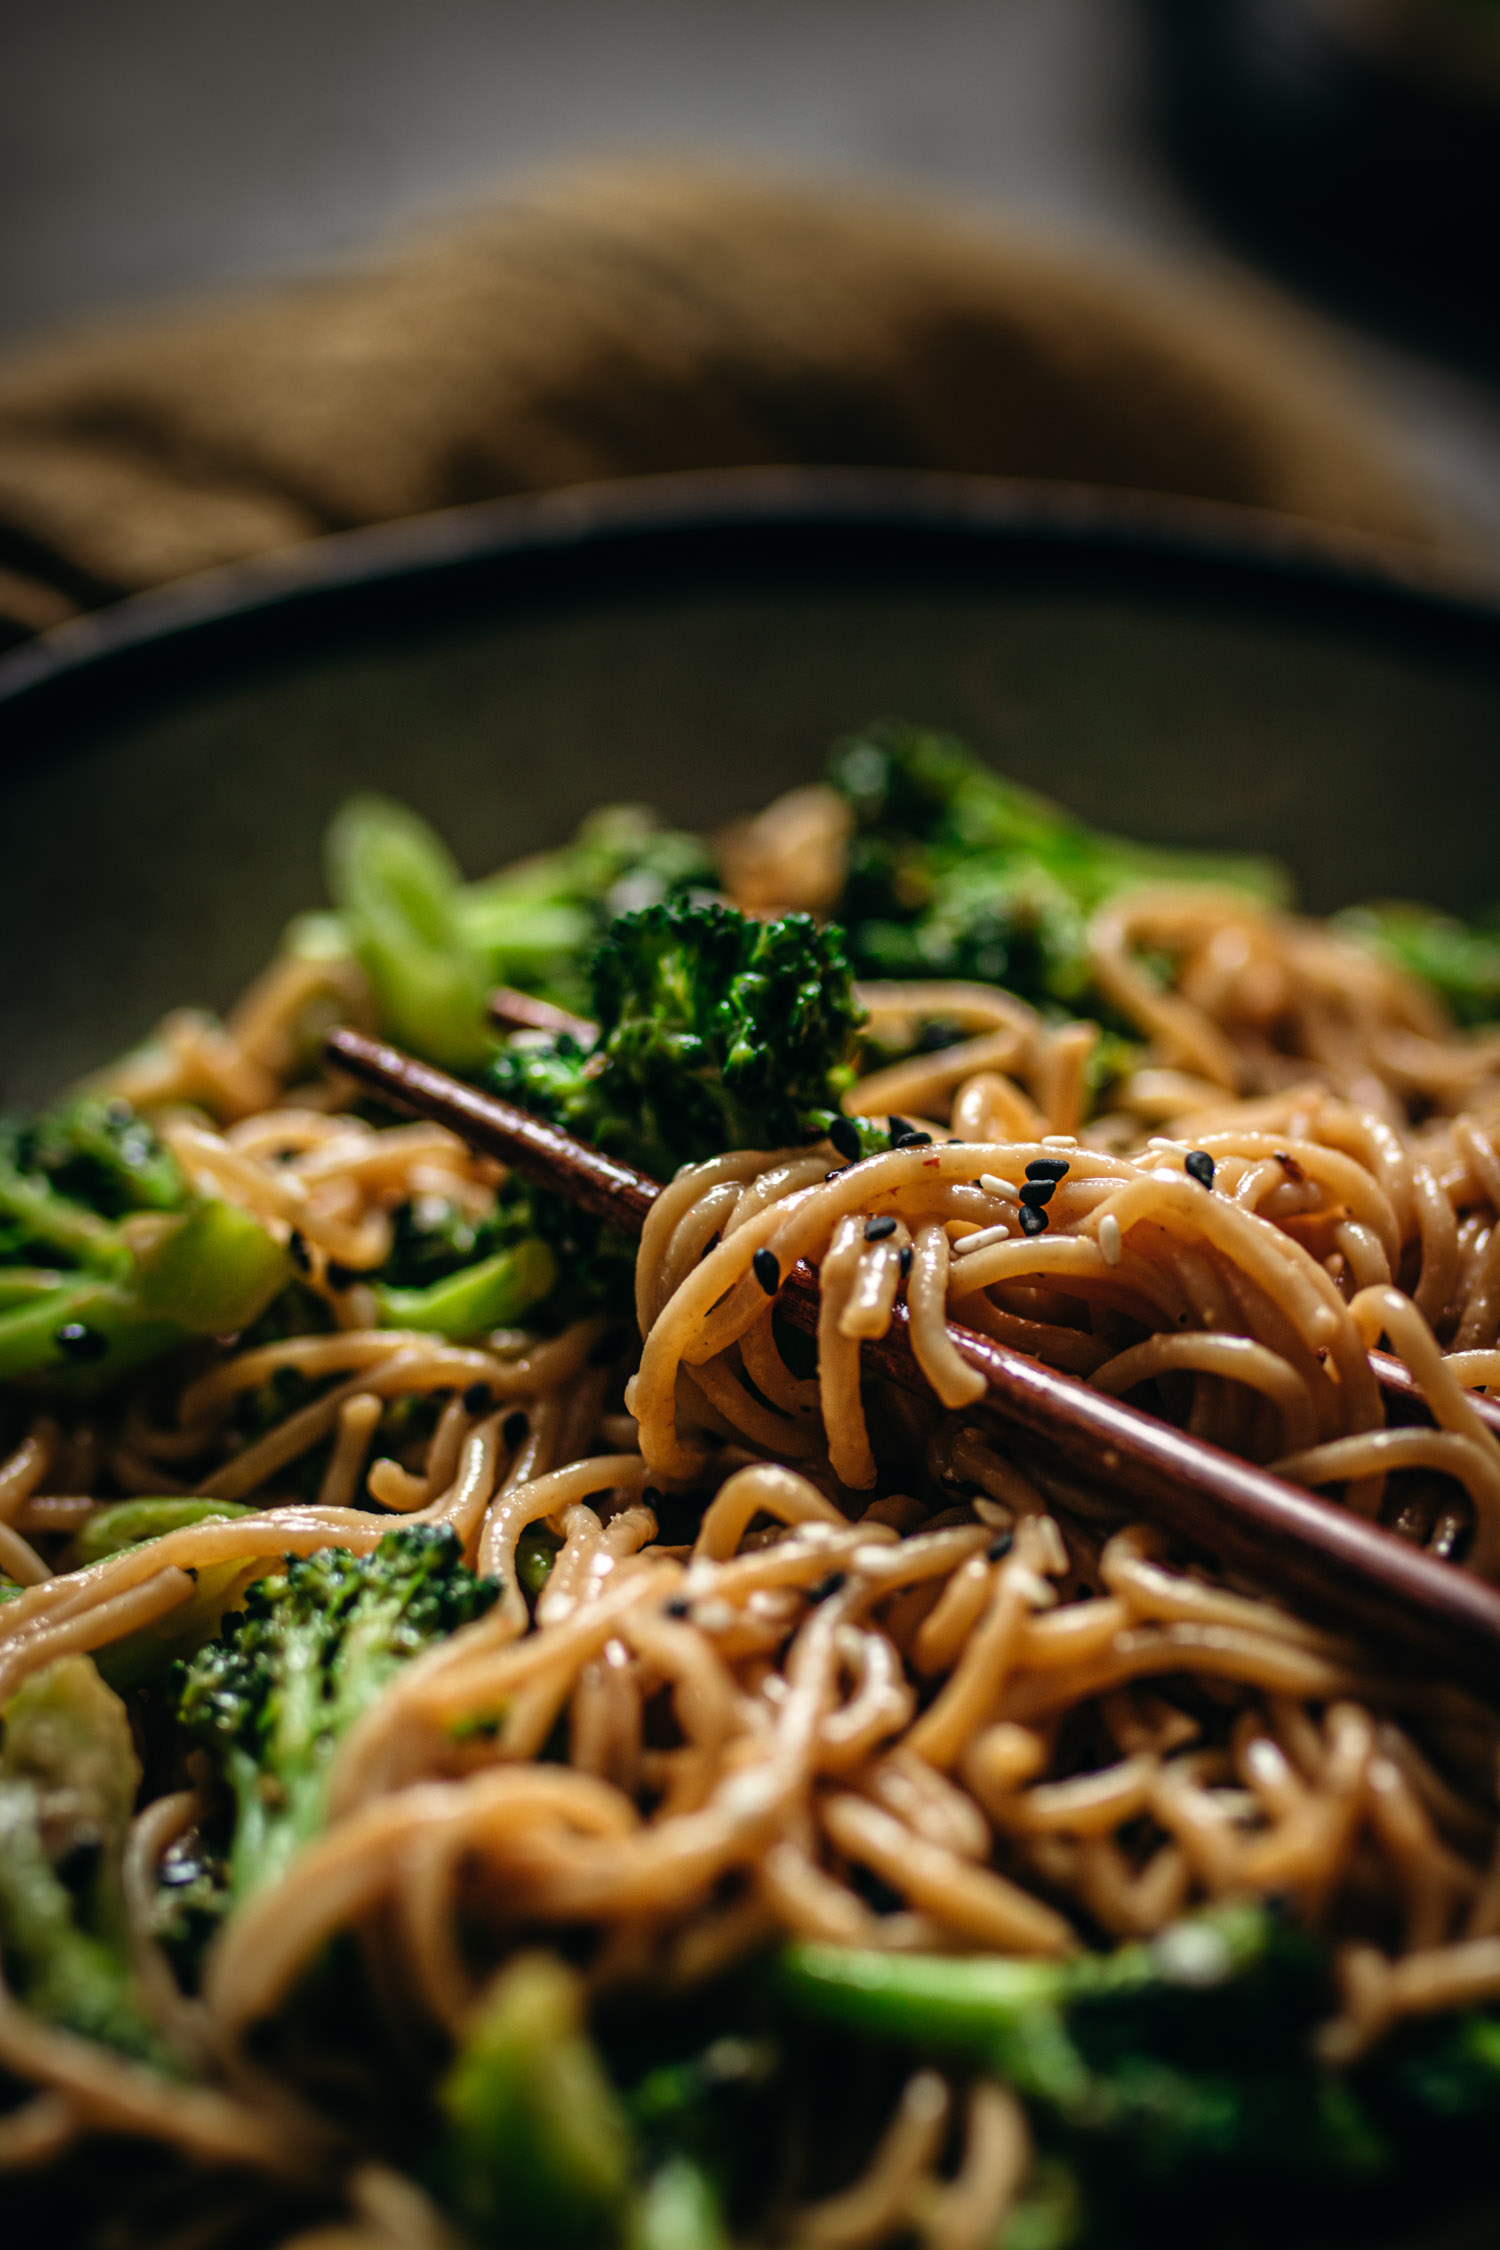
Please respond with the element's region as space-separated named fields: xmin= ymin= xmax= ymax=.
xmin=7 ymin=779 xmax=1500 ymax=2250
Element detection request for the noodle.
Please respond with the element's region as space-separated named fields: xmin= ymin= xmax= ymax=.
xmin=9 ymin=769 xmax=1500 ymax=2249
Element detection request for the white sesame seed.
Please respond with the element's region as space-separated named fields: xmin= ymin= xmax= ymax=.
xmin=978 ymin=1172 xmax=1019 ymax=1201
xmin=952 ymin=1222 xmax=1012 ymax=1257
xmin=1098 ymin=1214 xmax=1123 ymax=1266
xmin=1041 ymin=1135 xmax=1078 ymax=1148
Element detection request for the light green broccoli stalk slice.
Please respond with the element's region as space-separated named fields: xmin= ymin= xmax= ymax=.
xmin=326 ymin=794 xmax=496 ymax=1071
xmin=438 ymin=1951 xmax=634 ymax=2250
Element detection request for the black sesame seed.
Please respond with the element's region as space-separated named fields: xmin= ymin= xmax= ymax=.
xmin=325 ymin=1260 xmax=360 ymax=1291
xmin=987 ymin=1531 xmax=1015 ymax=1561
xmin=287 ymin=1231 xmax=311 ymax=1274
xmin=664 ymin=1596 xmax=692 ymax=1619
xmin=753 ymin=1247 xmax=781 ymax=1295
xmin=825 ymin=1168 xmax=847 ymax=1182
xmin=1025 ymin=1157 xmax=1070 ymax=1183
xmin=886 ymin=1117 xmax=913 ymax=1142
xmin=502 ymin=1410 xmax=529 ymax=1448
xmin=808 ymin=1571 xmax=847 ymax=1603
xmin=55 ymin=1322 xmax=107 ymax=1363
xmin=893 ymin=1130 xmax=933 ymax=1149
xmin=864 ymin=1215 xmax=898 ymax=1242
xmin=1019 ymin=1203 xmax=1049 ymax=1237
xmin=463 ymin=1382 xmax=494 ymax=1416
xmin=1018 ymin=1179 xmax=1056 ymax=1208
xmin=1185 ymin=1150 xmax=1216 ymax=1190
xmin=899 ymin=1245 xmax=913 ymax=1277
xmin=829 ymin=1116 xmax=863 ymax=1162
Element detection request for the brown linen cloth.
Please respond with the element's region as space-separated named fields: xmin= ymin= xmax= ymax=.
xmin=0 ymin=164 xmax=1453 ymax=645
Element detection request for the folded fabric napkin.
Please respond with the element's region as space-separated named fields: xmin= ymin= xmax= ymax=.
xmin=0 ymin=164 xmax=1453 ymax=645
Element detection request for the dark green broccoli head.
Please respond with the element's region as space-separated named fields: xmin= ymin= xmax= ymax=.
xmin=491 ymin=901 xmax=870 ymax=1180
xmin=1339 ymin=902 xmax=1500 ymax=1028
xmin=177 ymin=1525 xmax=498 ymax=1903
xmin=828 ymin=720 xmax=1285 ymax=1023
xmin=4 ymin=1095 xmax=184 ymax=1227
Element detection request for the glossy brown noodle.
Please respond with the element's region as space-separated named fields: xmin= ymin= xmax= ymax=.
xmin=6 ymin=834 xmax=1500 ymax=2248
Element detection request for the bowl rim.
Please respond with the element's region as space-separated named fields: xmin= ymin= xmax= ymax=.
xmin=3 ymin=467 xmax=1500 ymax=730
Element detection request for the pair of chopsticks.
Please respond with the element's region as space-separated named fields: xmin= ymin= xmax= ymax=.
xmin=327 ymin=1024 xmax=1500 ymax=1704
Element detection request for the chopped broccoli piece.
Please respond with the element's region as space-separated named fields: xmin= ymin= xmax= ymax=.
xmin=491 ymin=901 xmax=870 ymax=1181
xmin=373 ymin=1237 xmax=557 ymax=1340
xmin=8 ymin=1095 xmax=184 ymax=1220
xmin=438 ymin=1951 xmax=634 ymax=2250
xmin=379 ymin=1192 xmax=516 ymax=1289
xmin=779 ymin=1904 xmax=1382 ymax=2189
xmin=319 ymin=792 xmax=713 ymax=1068
xmin=0 ymin=1656 xmax=167 ymax=2063
xmin=827 ymin=720 xmax=1287 ymax=1020
xmin=74 ymin=1497 xmax=253 ymax=1565
xmin=0 ymin=1100 xmax=289 ymax=1388
xmin=780 ymin=1900 xmax=1500 ymax=2236
xmin=1340 ymin=901 xmax=1500 ymax=1027
xmin=176 ymin=1526 xmax=498 ymax=1906
xmin=326 ymin=794 xmax=496 ymax=1071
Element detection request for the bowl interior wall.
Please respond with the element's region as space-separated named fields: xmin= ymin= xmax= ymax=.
xmin=4 ymin=548 xmax=1499 ymax=1106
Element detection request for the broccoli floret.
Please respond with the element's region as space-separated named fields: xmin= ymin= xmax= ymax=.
xmin=1339 ymin=901 xmax=1500 ymax=1028
xmin=0 ymin=1098 xmax=289 ymax=1389
xmin=0 ymin=1656 xmax=167 ymax=2063
xmin=176 ymin=1526 xmax=498 ymax=1906
xmin=781 ymin=1900 xmax=1500 ymax=2238
xmin=7 ymin=1095 xmax=184 ymax=1222
xmin=827 ymin=720 xmax=1286 ymax=1021
xmin=779 ymin=1904 xmax=1383 ymax=2193
xmin=491 ymin=901 xmax=870 ymax=1181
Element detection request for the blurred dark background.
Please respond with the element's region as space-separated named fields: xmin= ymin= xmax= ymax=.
xmin=4 ymin=0 xmax=1500 ymax=556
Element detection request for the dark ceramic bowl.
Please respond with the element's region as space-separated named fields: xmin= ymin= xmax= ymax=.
xmin=3 ymin=469 xmax=1500 ymax=2248
xmin=3 ymin=467 xmax=1500 ymax=1109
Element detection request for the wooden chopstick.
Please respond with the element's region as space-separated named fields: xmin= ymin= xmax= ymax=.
xmin=327 ymin=1026 xmax=1500 ymax=1702
xmin=488 ymin=987 xmax=597 ymax=1045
